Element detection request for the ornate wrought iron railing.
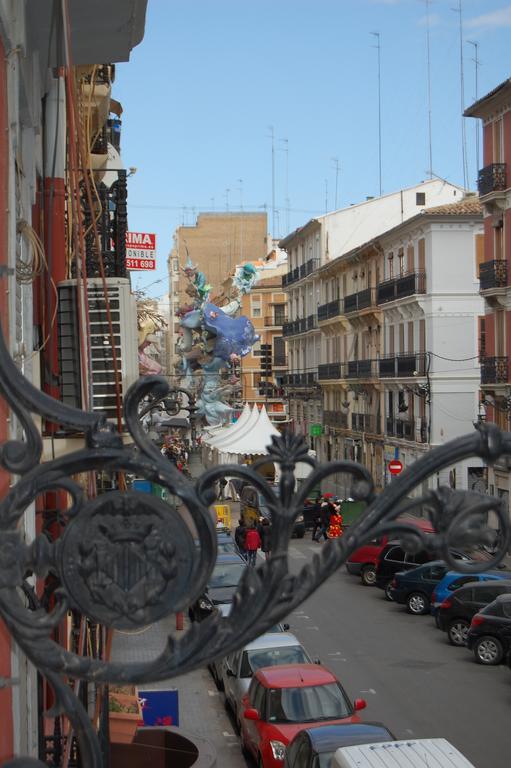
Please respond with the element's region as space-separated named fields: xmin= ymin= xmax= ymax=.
xmin=0 ymin=319 xmax=510 ymax=767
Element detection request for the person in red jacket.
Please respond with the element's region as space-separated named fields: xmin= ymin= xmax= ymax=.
xmin=244 ymin=523 xmax=261 ymax=566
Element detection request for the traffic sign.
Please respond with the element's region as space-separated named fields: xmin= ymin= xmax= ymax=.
xmin=126 ymin=231 xmax=156 ymax=270
xmin=388 ymin=459 xmax=403 ymax=475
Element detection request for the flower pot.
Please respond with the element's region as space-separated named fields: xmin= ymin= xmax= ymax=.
xmin=109 ymin=692 xmax=143 ymax=745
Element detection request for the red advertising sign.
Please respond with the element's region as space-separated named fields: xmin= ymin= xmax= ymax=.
xmin=126 ymin=232 xmax=156 ymax=270
xmin=388 ymin=459 xmax=403 ymax=475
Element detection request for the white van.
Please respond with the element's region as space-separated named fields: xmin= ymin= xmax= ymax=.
xmin=332 ymin=738 xmax=476 ymax=768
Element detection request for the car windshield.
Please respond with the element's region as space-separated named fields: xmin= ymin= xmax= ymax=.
xmin=239 ymin=646 xmax=309 ymax=678
xmin=210 ymin=562 xmax=245 ymax=588
xmin=267 ymin=682 xmax=352 ymax=723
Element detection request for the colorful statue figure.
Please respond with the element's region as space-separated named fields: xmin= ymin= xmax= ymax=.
xmin=175 ymin=258 xmax=259 ymax=425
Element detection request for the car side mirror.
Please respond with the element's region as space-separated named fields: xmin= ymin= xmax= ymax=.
xmin=283 ymin=623 xmax=290 ymax=631
xmin=354 ymin=698 xmax=367 ymax=711
xmin=314 ymin=657 xmax=321 ymax=665
xmin=244 ymin=708 xmax=260 ymax=721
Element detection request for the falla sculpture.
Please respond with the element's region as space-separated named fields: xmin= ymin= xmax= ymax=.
xmin=0 ymin=315 xmax=509 ymax=766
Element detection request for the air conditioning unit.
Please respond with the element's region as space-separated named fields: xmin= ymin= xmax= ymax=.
xmin=57 ymin=278 xmax=139 ymax=421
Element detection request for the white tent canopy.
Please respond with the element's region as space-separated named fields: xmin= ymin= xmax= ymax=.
xmin=216 ymin=405 xmax=280 ymax=456
xmin=205 ymin=402 xmax=252 ymax=447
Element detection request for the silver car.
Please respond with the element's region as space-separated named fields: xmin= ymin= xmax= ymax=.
xmin=221 ymin=632 xmax=312 ymax=731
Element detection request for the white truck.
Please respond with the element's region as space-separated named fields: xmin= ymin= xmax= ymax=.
xmin=331 ymin=738 xmax=476 ymax=768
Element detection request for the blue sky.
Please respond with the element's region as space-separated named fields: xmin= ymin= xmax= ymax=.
xmin=114 ymin=0 xmax=511 ymax=297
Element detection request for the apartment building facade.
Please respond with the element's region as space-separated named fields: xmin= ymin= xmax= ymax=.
xmin=280 ymin=180 xmax=465 ymax=453
xmin=281 ymin=185 xmax=485 ymax=495
xmin=466 ymin=78 xmax=511 ymax=509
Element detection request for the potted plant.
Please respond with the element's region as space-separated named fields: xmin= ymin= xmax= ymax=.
xmin=108 ymin=686 xmax=143 ymax=744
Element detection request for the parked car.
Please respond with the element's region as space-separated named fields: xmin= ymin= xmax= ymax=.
xmin=466 ymin=594 xmax=511 ymax=664
xmin=189 ymin=554 xmax=246 ymax=622
xmin=284 ymin=722 xmax=395 ymax=768
xmin=430 ymin=568 xmax=509 ymax=620
xmin=331 ymin=738 xmax=476 ymax=768
xmin=209 ymin=616 xmax=291 ymax=688
xmin=345 ymin=516 xmax=435 ymax=586
xmin=240 ymin=664 xmax=366 ymax=767
xmin=375 ymin=543 xmax=471 ymax=600
xmin=222 ymin=633 xmax=312 ymax=730
xmin=240 ymin=484 xmax=305 ymax=538
xmin=388 ymin=560 xmax=451 ymax=614
xmin=436 ymin=579 xmax=511 ymax=646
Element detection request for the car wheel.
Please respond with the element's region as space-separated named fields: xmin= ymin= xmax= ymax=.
xmin=473 ymin=635 xmax=504 ymax=665
xmin=361 ymin=565 xmax=376 ymax=586
xmin=447 ymin=619 xmax=469 ymax=646
xmin=384 ymin=581 xmax=394 ymax=601
xmin=407 ymin=592 xmax=429 ymax=615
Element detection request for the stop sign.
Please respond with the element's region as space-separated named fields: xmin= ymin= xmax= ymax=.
xmin=388 ymin=459 xmax=403 ymax=475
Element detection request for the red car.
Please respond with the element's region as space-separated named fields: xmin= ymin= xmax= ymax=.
xmin=345 ymin=516 xmax=435 ymax=586
xmin=240 ymin=664 xmax=367 ymax=767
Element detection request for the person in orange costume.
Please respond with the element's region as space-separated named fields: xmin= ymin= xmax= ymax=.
xmin=327 ymin=504 xmax=343 ymax=538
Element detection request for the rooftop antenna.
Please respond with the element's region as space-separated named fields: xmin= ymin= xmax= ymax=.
xmin=452 ymin=0 xmax=469 ymax=189
xmin=370 ymin=32 xmax=382 ymax=196
xmin=268 ymin=125 xmax=276 ymax=237
xmin=422 ymin=0 xmax=433 ymax=179
xmin=237 ymin=178 xmax=244 ymax=261
xmin=279 ymin=137 xmax=290 ymax=234
xmin=467 ymin=39 xmax=480 ymax=175
xmin=332 ymin=157 xmax=340 ymax=209
xmin=225 ymin=188 xmax=230 ymax=212
xmin=324 ymin=179 xmax=329 ymax=214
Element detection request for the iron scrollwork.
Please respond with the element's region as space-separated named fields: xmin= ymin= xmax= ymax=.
xmin=0 ymin=323 xmax=510 ymax=766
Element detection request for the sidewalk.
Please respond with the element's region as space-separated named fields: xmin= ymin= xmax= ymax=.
xmin=111 ymin=616 xmax=245 ymax=767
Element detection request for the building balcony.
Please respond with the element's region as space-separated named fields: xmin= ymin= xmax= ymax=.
xmin=273 ymin=356 xmax=287 ymax=368
xmin=318 ymin=299 xmax=343 ymax=322
xmin=481 ymin=356 xmax=509 ymax=385
xmin=282 ymin=315 xmax=317 ymax=337
xmin=379 ymin=353 xmax=427 ymax=378
xmin=283 ymin=258 xmax=317 ymax=287
xmin=351 ymin=413 xmax=381 ymax=434
xmin=324 ymin=411 xmax=349 ymax=429
xmin=258 ymin=383 xmax=285 ymax=398
xmin=479 ymin=260 xmax=508 ymax=291
xmin=377 ymin=272 xmax=426 ymax=305
xmin=346 ymin=359 xmax=376 ymax=379
xmin=283 ymin=371 xmax=318 ymax=387
xmin=477 ymin=163 xmax=507 ymax=197
xmin=318 ymin=363 xmax=342 ymax=381
xmin=344 ymin=288 xmax=376 ymax=314
xmin=264 ymin=314 xmax=287 ymax=327
xmin=386 ymin=417 xmax=415 ymax=440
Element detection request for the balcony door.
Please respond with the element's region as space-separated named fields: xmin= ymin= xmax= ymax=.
xmin=493 ymin=118 xmax=504 ymax=164
xmin=496 ymin=309 xmax=505 ymax=357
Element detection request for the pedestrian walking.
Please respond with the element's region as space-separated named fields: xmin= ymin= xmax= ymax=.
xmin=234 ymin=518 xmax=247 ymax=560
xmin=244 ymin=523 xmax=261 ymax=566
xmin=314 ymin=497 xmax=331 ymax=542
xmin=260 ymin=518 xmax=272 ymax=560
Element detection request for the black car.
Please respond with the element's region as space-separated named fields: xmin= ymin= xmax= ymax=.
xmin=437 ymin=579 xmax=511 ymax=646
xmin=466 ymin=594 xmax=511 ymax=664
xmin=189 ymin=554 xmax=246 ymax=622
xmin=375 ymin=543 xmax=471 ymax=600
xmin=284 ymin=722 xmax=395 ymax=768
xmin=388 ymin=560 xmax=450 ymax=614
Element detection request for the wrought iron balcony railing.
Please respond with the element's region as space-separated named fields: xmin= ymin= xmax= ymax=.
xmin=318 ymin=362 xmax=342 ymax=380
xmin=323 ymin=410 xmax=349 ymax=428
xmin=479 ymin=260 xmax=508 ymax=291
xmin=282 ymin=315 xmax=317 ymax=337
xmin=318 ymin=299 xmax=343 ymax=322
xmin=265 ymin=314 xmax=287 ymax=327
xmin=283 ymin=371 xmax=317 ymax=387
xmin=346 ymin=359 xmax=376 ymax=379
xmin=477 ymin=163 xmax=507 ymax=197
xmin=351 ymin=413 xmax=380 ymax=433
xmin=377 ymin=272 xmax=426 ymax=305
xmin=481 ymin=356 xmax=509 ymax=385
xmin=283 ymin=259 xmax=317 ymax=287
xmin=344 ymin=287 xmax=376 ymax=313
xmin=379 ymin=353 xmax=427 ymax=378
